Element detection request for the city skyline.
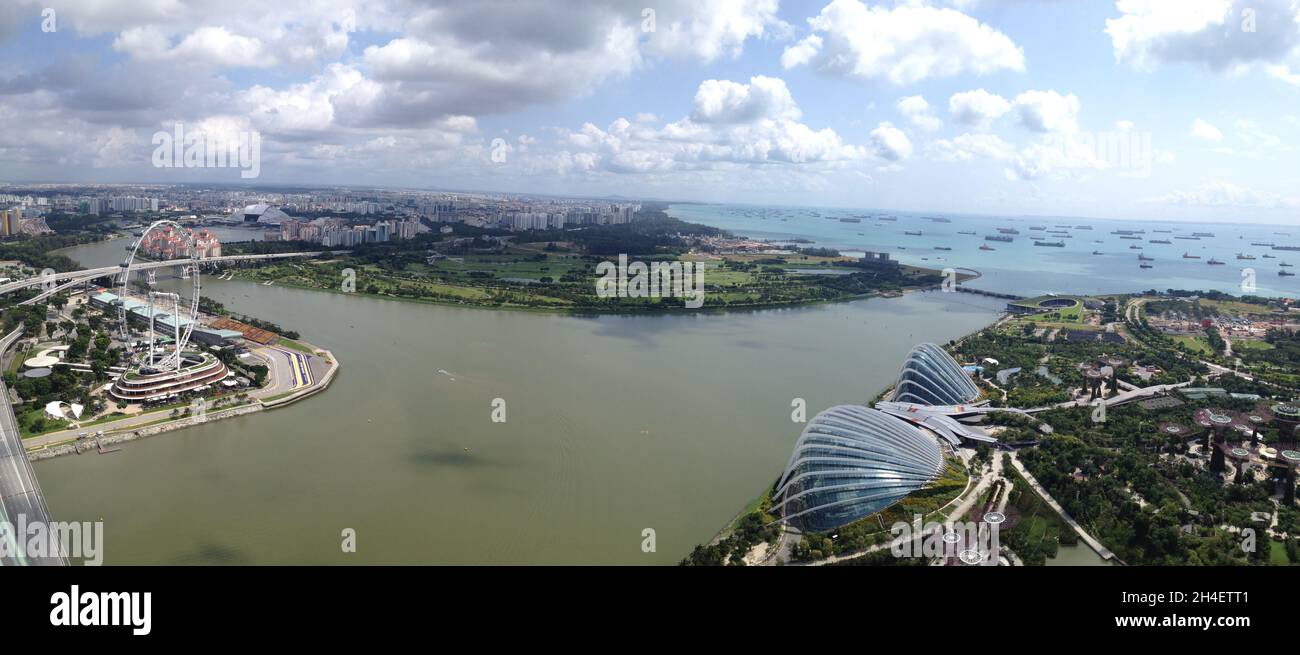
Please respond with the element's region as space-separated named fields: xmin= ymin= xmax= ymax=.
xmin=1 ymin=1 xmax=1299 ymax=223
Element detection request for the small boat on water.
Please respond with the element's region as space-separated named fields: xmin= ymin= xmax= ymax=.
xmin=1138 ymin=254 xmax=1153 ymax=261
xmin=1237 ymin=253 xmax=1256 ymax=260
xmin=1034 ymin=241 xmax=1065 ymax=247
xmin=1281 ymin=262 xmax=1293 ymax=267
xmin=1140 ymin=263 xmax=1154 ymax=269
xmin=839 ymin=217 xmax=862 ymax=223
xmin=958 ymin=231 xmax=976 ymax=235
xmin=1263 ymin=254 xmax=1276 ymax=258
xmin=979 ymin=244 xmax=995 ymax=251
xmin=1281 ymin=270 xmax=1296 ymax=277
xmin=1092 ymin=250 xmax=1103 ymax=255
xmin=1130 ymin=245 xmax=1143 ymax=250
xmin=904 ymin=230 xmax=923 ymax=236
xmin=1207 ymin=258 xmax=1225 ymax=265
xmin=1149 ymin=239 xmax=1171 ymax=244
xmin=1183 ymin=252 xmax=1201 ymax=259
xmin=934 ymin=246 xmax=952 ymax=251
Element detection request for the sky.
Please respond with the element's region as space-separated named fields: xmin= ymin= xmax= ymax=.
xmin=0 ymin=0 xmax=1298 ymax=222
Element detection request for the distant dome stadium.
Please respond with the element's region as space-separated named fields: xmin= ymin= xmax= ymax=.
xmin=891 ymin=343 xmax=981 ymax=406
xmin=232 ymin=204 xmax=289 ymax=225
xmin=772 ymin=405 xmax=944 ymax=532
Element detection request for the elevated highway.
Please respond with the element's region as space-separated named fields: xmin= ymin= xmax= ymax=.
xmin=7 ymin=251 xmax=318 ymax=304
xmin=0 ymin=328 xmax=65 ymax=565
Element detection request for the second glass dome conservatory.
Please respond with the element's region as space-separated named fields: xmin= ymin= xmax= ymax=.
xmin=891 ymin=342 xmax=981 ymax=406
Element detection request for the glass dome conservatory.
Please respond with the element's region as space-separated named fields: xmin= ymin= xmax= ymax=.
xmin=772 ymin=405 xmax=944 ymax=532
xmin=891 ymin=342 xmax=980 ymax=406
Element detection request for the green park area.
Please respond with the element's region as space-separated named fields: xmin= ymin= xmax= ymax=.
xmin=229 ymin=213 xmax=946 ymax=313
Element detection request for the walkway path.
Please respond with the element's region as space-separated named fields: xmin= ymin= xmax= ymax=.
xmin=1007 ymin=452 xmax=1116 ymax=562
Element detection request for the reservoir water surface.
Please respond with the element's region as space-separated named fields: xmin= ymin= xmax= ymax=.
xmin=34 ymin=237 xmax=1004 ymax=564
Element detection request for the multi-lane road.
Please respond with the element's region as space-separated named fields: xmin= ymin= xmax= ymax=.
xmin=9 ymin=251 xmax=318 ymax=304
xmin=0 ymin=328 xmax=65 ymax=565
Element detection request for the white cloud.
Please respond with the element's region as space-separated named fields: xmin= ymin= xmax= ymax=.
xmin=1154 ymin=179 xmax=1299 ymax=208
xmin=1232 ymin=118 xmax=1287 ymax=153
xmin=781 ymin=0 xmax=1025 ymax=84
xmin=1007 ymin=136 xmax=1104 ymax=180
xmin=544 ymin=76 xmax=873 ymax=178
xmin=1190 ymin=118 xmax=1224 ymax=142
xmin=1013 ymin=90 xmax=1080 ymax=134
xmin=948 ymin=89 xmax=1010 ymax=128
xmin=928 ymin=132 xmax=1015 ymax=161
xmin=1105 ymin=0 xmax=1300 ymax=77
xmin=642 ymin=0 xmax=789 ymax=62
xmin=869 ymin=122 xmax=913 ymax=161
xmin=691 ymin=76 xmax=801 ymax=123
xmin=896 ymin=95 xmax=942 ymax=132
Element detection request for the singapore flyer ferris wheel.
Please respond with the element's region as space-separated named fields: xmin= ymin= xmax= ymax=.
xmin=119 ymin=219 xmax=202 ymax=372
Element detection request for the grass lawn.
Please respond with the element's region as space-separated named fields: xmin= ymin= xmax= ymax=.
xmin=276 ymin=338 xmax=317 ymax=354
xmin=1270 ymin=538 xmax=1291 ymax=565
xmin=1203 ymin=299 xmax=1279 ymax=317
xmin=1171 ymin=334 xmax=1214 ymax=354
xmin=1231 ymin=339 xmax=1274 ymax=351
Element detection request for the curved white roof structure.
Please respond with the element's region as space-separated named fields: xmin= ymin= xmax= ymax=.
xmin=235 ymin=204 xmax=289 ymax=225
xmin=891 ymin=342 xmax=980 ymax=406
xmin=772 ymin=405 xmax=944 ymax=532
